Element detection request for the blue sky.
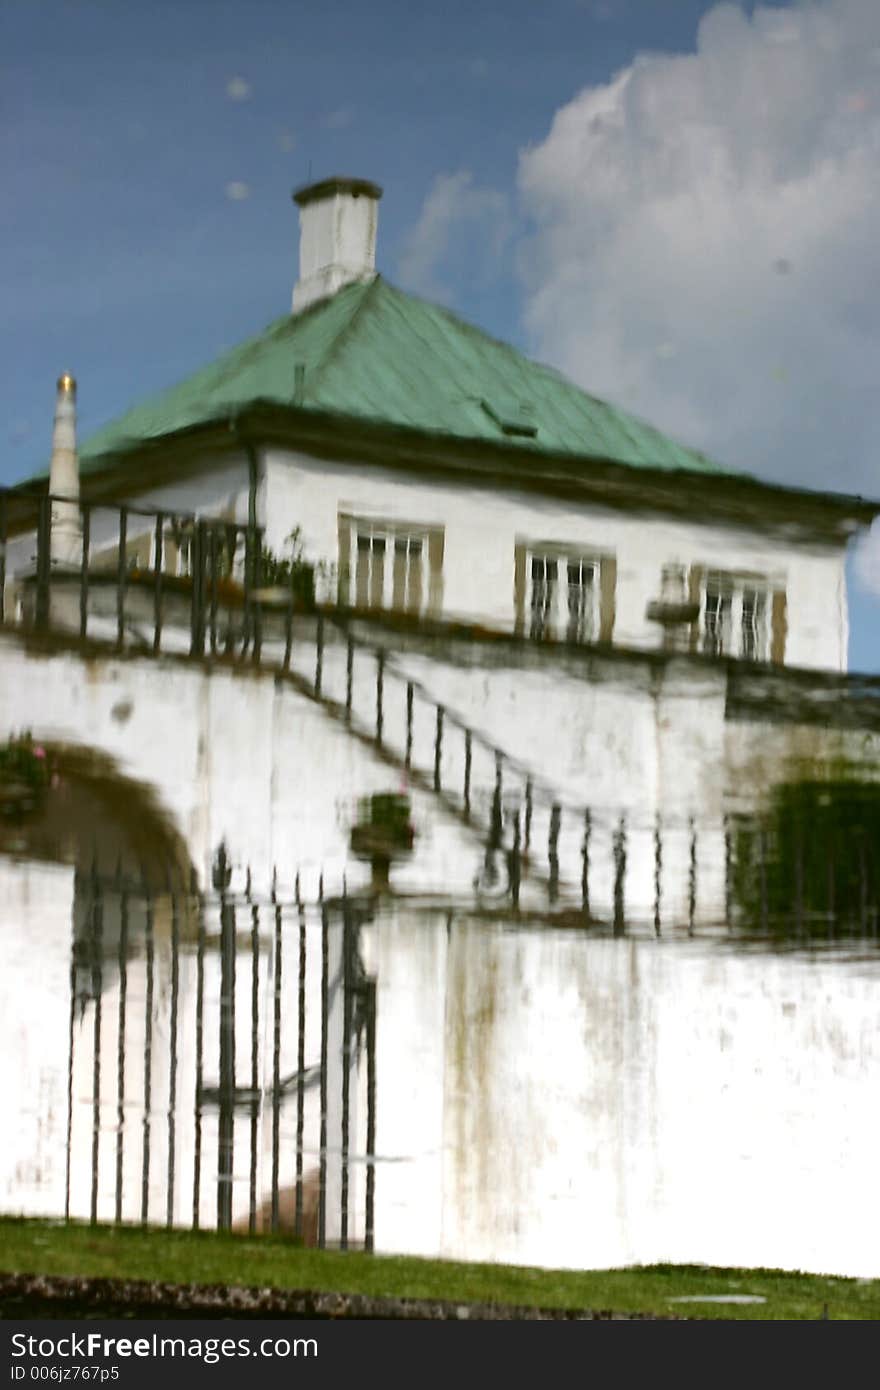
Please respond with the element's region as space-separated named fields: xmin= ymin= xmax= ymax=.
xmin=4 ymin=0 xmax=879 ymax=667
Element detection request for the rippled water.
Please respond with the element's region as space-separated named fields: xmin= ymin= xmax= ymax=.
xmin=2 ymin=855 xmax=878 ymax=1278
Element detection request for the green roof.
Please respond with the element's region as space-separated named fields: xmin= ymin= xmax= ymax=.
xmin=75 ymin=276 xmax=730 ymax=478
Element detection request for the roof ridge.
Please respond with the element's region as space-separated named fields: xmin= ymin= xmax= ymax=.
xmin=300 ymin=276 xmax=383 ymax=402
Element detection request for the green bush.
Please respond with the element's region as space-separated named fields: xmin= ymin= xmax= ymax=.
xmin=732 ymin=778 xmax=880 ymax=934
xmin=0 ymin=733 xmax=51 ymax=821
xmin=350 ymin=793 xmax=415 ymax=860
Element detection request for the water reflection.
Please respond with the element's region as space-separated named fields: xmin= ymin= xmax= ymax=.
xmin=732 ymin=778 xmax=880 ymax=940
xmin=1 ymin=861 xmax=878 ymax=1277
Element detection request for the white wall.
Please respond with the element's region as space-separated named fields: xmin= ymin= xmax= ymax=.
xmin=0 ymin=633 xmax=489 ymax=903
xmin=4 ymin=445 xmax=849 ymax=674
xmin=6 ymin=863 xmax=878 ymax=1276
xmin=262 ymin=447 xmax=849 ymax=672
xmin=1 ymin=626 xmax=875 ymax=925
xmin=2 ymin=632 xmax=879 ymax=1274
xmin=0 ymin=860 xmax=74 ymax=1218
xmin=364 ymin=906 xmax=880 ymax=1278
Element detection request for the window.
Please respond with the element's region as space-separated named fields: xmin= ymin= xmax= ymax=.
xmin=338 ymin=513 xmax=443 ymax=617
xmin=740 ymin=584 xmax=768 ymax=661
xmin=530 ymin=554 xmax=556 ymax=639
xmin=356 ymin=530 xmax=387 ymax=608
xmin=566 ymin=557 xmax=599 ymax=643
xmin=702 ymin=570 xmax=770 ymax=661
xmin=391 ymin=533 xmax=424 ymax=613
xmin=703 ymin=574 xmax=731 ymax=656
xmin=516 ymin=541 xmax=611 ymax=644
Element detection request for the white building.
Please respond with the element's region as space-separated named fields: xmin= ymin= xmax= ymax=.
xmin=7 ymin=175 xmax=873 ymax=671
xmin=2 ymin=176 xmax=880 ymax=1278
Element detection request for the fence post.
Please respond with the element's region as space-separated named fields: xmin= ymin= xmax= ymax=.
xmin=434 ymin=706 xmax=444 ymax=792
xmin=153 ymin=512 xmax=164 ymax=655
xmin=724 ymin=814 xmax=732 ymax=931
xmin=340 ymin=900 xmax=354 ymax=1251
xmin=270 ymin=875 xmax=282 ymax=1235
xmin=208 ymin=525 xmax=219 ymax=656
xmin=405 ymin=683 xmax=414 ymax=770
xmin=116 ymin=507 xmax=128 ymax=649
xmin=190 ymin=522 xmax=206 ymax=657
xmin=582 ymin=808 xmax=592 ymax=920
xmin=364 ymin=978 xmax=377 ymax=1254
xmin=64 ymin=874 xmax=81 ymax=1222
xmin=376 ymin=651 xmax=384 ymax=746
xmin=613 ymin=815 xmax=627 ymax=935
xmin=241 ymin=525 xmax=253 ymax=658
xmin=252 ymin=526 xmax=263 ymax=664
xmin=248 ymin=898 xmax=260 ymax=1235
xmin=653 ymin=817 xmax=662 ymax=937
xmin=510 ymin=809 xmax=521 ymax=910
xmin=548 ymin=803 xmax=560 ymax=905
xmin=192 ymin=871 xmax=206 ymax=1230
xmin=166 ymin=888 xmax=180 ymax=1228
xmin=318 ymin=906 xmax=329 ymax=1249
xmin=89 ymin=863 xmax=104 ymax=1226
xmin=216 ymin=849 xmax=236 ymax=1232
xmin=295 ymin=890 xmax=307 ymax=1243
xmin=79 ymin=505 xmax=90 ymax=640
xmin=114 ymin=878 xmax=129 ymax=1224
xmin=688 ymin=817 xmax=697 ymax=937
xmin=141 ymin=870 xmax=155 ymax=1226
xmin=314 ymin=613 xmax=324 ymax=696
xmin=345 ymin=637 xmax=354 ymax=721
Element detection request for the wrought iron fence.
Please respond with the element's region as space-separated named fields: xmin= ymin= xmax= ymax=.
xmin=65 ymin=862 xmax=376 ymax=1247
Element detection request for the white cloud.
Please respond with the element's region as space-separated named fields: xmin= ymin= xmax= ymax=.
xmin=517 ymin=0 xmax=880 ymax=571
xmin=224 ymin=181 xmax=250 ymax=201
xmin=398 ymin=170 xmax=512 ymax=303
xmin=226 ymin=76 xmax=251 ymax=102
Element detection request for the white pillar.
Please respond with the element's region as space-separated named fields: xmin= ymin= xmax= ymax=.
xmin=49 ymin=373 xmax=82 ymax=569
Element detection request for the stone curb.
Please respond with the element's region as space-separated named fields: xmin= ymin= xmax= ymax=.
xmin=0 ymin=1272 xmax=681 ymax=1320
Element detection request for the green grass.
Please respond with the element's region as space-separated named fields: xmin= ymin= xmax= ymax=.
xmin=1 ymin=1218 xmax=878 ymax=1319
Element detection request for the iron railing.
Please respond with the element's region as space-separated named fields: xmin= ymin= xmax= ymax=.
xmin=5 ymin=490 xmax=880 ymax=933
xmin=66 ymin=861 xmax=376 ymax=1247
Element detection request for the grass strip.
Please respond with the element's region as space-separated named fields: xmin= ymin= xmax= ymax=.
xmin=0 ymin=1218 xmax=877 ymax=1321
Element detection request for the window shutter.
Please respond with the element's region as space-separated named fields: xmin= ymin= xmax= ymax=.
xmin=514 ymin=542 xmax=527 ymax=635
xmin=688 ymin=564 xmax=704 ymax=651
xmin=427 ymin=528 xmax=444 ymax=617
xmin=599 ymin=556 xmax=617 ymax=643
xmin=771 ymin=588 xmax=787 ymax=665
xmin=337 ymin=514 xmax=351 ymax=606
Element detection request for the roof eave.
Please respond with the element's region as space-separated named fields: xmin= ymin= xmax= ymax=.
xmin=14 ymin=404 xmax=877 ymax=546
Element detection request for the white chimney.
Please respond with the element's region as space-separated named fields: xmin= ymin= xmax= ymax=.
xmin=49 ymin=373 xmax=82 ymax=568
xmin=292 ymin=176 xmax=382 ymax=313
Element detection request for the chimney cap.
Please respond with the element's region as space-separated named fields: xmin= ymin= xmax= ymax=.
xmin=293 ymin=176 xmax=383 ymax=209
